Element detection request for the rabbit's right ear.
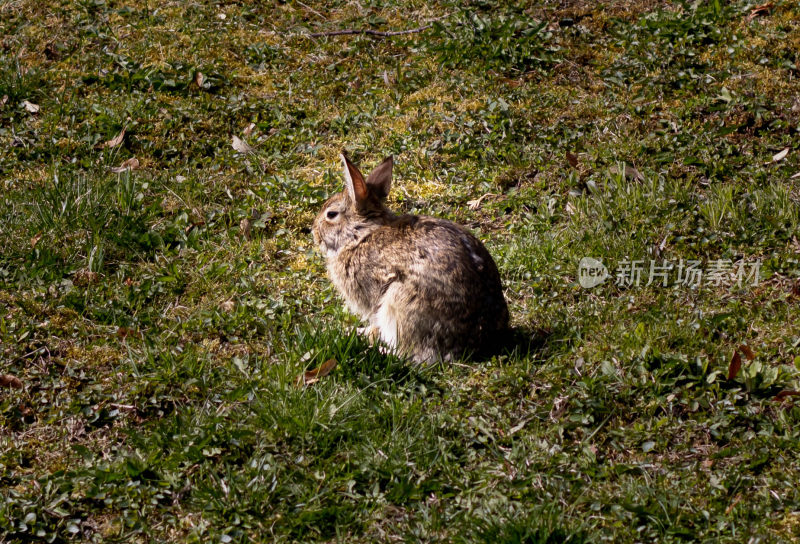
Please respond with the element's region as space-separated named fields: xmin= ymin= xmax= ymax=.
xmin=366 ymin=156 xmax=393 ymax=201
xmin=341 ymin=153 xmax=368 ymax=205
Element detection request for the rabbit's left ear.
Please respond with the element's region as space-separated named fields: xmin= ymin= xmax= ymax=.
xmin=342 ymin=153 xmax=368 ymax=205
xmin=366 ymin=156 xmax=393 ymax=201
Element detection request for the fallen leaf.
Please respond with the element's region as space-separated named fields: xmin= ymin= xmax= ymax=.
xmin=194 ymin=71 xmax=205 ymax=87
xmin=508 ymin=419 xmax=529 ymax=436
xmin=219 ymin=299 xmax=235 ymax=313
xmin=117 ymin=326 xmax=140 ymax=339
xmin=243 ymin=122 xmax=256 ymax=137
xmin=773 ymin=390 xmax=800 ymax=402
xmin=239 ymin=218 xmax=252 ymax=240
xmin=74 ymin=269 xmax=99 ymax=286
xmin=296 ymin=358 xmax=338 ymax=387
xmin=22 ymin=100 xmax=39 ymax=113
xmin=565 ymin=201 xmax=577 ymax=216
xmin=110 ymin=157 xmax=140 ymax=173
xmin=566 ymin=151 xmax=579 ymax=168
xmin=467 ymin=193 xmax=497 ymax=211
xmin=609 ymin=164 xmax=644 ymax=182
xmin=791 ymin=171 xmax=800 ymax=179
xmin=0 ymin=95 xmax=7 ymax=108
xmin=30 ymin=233 xmax=42 ymax=248
xmin=98 ymin=128 xmax=126 ymax=149
xmin=232 ymin=135 xmax=253 ymax=154
xmin=746 ymin=2 xmax=773 ymax=22
xmin=771 ymin=147 xmax=789 ymax=163
xmin=727 ymin=349 xmax=742 ymax=380
xmin=739 ymin=344 xmax=756 ymax=361
xmin=725 ymin=494 xmax=742 ymax=515
xmin=108 ymin=403 xmax=137 ymax=411
xmin=499 ymin=77 xmax=522 ymax=88
xmin=0 ymin=374 xmax=23 ymax=389
xmin=184 ymin=221 xmax=204 ymax=234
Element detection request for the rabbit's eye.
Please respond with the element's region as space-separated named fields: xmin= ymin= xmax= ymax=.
xmin=326 ymin=210 xmax=339 ymax=220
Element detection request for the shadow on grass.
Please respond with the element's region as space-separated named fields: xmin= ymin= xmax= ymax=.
xmin=337 ymin=324 xmax=562 ymax=378
xmin=468 ymin=325 xmax=561 ymax=366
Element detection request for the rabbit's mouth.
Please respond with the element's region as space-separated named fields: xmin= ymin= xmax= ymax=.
xmin=313 ymin=236 xmax=338 ymax=259
xmin=322 ymin=244 xmax=340 ymax=258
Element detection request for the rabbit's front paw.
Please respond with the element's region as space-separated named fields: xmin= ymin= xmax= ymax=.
xmin=357 ymin=326 xmax=380 ymax=343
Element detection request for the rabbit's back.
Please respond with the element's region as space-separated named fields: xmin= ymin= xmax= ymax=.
xmin=332 ymin=214 xmax=509 ymax=362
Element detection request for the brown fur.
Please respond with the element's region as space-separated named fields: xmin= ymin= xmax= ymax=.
xmin=313 ymin=154 xmax=509 ymax=363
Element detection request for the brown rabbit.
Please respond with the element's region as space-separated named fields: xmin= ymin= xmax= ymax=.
xmin=313 ymin=153 xmax=509 ymax=363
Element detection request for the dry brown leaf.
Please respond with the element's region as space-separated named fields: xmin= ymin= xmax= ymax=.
xmin=791 ymin=171 xmax=800 ymax=179
xmin=771 ymin=147 xmax=790 ymax=163
xmin=0 ymin=374 xmax=23 ymax=389
xmin=565 ymin=201 xmax=577 ymax=216
xmin=243 ymin=122 xmax=256 ymax=137
xmin=117 ymin=326 xmax=141 ymax=339
xmin=566 ymin=151 xmax=579 ymax=168
xmin=0 ymin=95 xmax=7 ymax=108
xmin=110 ymin=157 xmax=140 ymax=173
xmin=74 ymin=269 xmax=99 ymax=286
xmin=499 ymin=77 xmax=522 ymax=88
xmin=467 ymin=193 xmax=497 ymax=211
xmin=296 ymin=358 xmax=338 ymax=387
xmin=30 ymin=233 xmax=42 ymax=248
xmin=773 ymin=390 xmax=800 ymax=402
xmin=746 ymin=2 xmax=773 ymax=22
xmin=727 ymin=350 xmax=742 ymax=381
xmin=195 ymin=71 xmax=205 ymax=87
xmin=725 ymin=494 xmax=742 ymax=515
xmin=22 ymin=100 xmax=40 ymax=113
xmin=219 ymin=299 xmax=235 ymax=313
xmin=232 ymin=135 xmax=253 ymax=154
xmin=239 ymin=218 xmax=252 ymax=240
xmin=609 ymin=164 xmax=644 ymax=182
xmin=739 ymin=344 xmax=756 ymax=361
xmin=98 ymin=128 xmax=126 ymax=149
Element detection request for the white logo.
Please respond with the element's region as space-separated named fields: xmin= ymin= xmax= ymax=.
xmin=578 ymin=257 xmax=609 ymax=288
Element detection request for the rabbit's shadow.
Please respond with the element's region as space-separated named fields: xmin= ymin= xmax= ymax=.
xmin=334 ymin=326 xmax=554 ymax=391
xmin=474 ymin=326 xmax=554 ymax=363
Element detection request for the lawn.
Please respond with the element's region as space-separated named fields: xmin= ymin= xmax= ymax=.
xmin=1 ymin=0 xmax=799 ymax=542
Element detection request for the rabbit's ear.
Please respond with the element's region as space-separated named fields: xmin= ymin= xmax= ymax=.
xmin=366 ymin=156 xmax=393 ymax=200
xmin=341 ymin=153 xmax=368 ymax=205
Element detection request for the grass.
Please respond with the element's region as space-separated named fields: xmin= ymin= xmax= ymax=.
xmin=1 ymin=0 xmax=800 ymax=542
